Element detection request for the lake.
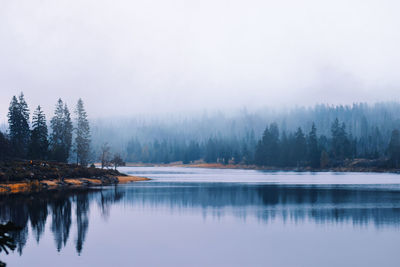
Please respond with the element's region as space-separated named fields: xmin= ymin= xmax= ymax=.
xmin=1 ymin=167 xmax=400 ymax=266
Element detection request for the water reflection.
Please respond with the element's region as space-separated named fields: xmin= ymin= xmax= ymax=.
xmin=0 ymin=182 xmax=399 ymax=258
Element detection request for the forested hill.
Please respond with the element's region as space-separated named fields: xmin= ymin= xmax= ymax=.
xmin=90 ymin=102 xmax=400 ymax=168
xmin=1 ymin=94 xmax=400 ymax=170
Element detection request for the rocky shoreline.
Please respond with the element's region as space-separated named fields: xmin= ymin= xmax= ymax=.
xmin=0 ymin=175 xmax=150 ymax=194
xmin=125 ymin=159 xmax=400 ymax=174
xmin=0 ymin=160 xmax=150 ymax=194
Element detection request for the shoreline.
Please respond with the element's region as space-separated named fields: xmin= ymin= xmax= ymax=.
xmin=0 ymin=175 xmax=150 ymax=195
xmin=124 ymin=162 xmax=400 ymax=174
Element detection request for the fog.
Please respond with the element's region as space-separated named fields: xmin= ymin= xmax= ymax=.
xmin=1 ymin=0 xmax=400 ymax=121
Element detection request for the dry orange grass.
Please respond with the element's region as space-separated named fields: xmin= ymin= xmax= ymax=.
xmin=0 ymin=182 xmax=39 ymax=193
xmin=64 ymin=179 xmax=84 ymax=185
xmin=42 ymin=180 xmax=58 ymax=187
xmin=82 ymin=178 xmax=102 ymax=185
xmin=117 ymin=176 xmax=150 ymax=184
xmin=0 ymin=175 xmax=150 ymax=194
xmin=0 ymin=187 xmax=8 ymax=193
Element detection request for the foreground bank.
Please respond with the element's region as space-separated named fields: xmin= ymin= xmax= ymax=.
xmin=0 ymin=160 xmax=150 ymax=194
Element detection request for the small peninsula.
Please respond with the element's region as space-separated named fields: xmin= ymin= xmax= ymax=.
xmin=0 ymin=160 xmax=149 ymax=194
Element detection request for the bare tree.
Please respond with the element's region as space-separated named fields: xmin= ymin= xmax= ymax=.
xmin=100 ymin=143 xmax=111 ymax=169
xmin=111 ymin=153 xmax=125 ymax=170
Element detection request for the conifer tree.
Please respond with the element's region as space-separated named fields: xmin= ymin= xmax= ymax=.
xmin=331 ymin=118 xmax=350 ymax=160
xmin=74 ymin=99 xmax=91 ymax=166
xmin=293 ymin=127 xmax=306 ymax=166
xmin=28 ymin=106 xmax=49 ymax=159
xmin=307 ymin=123 xmax=320 ymax=168
xmin=7 ymin=93 xmax=30 ymax=158
xmin=50 ymin=99 xmax=73 ymax=162
xmin=0 ymin=131 xmax=10 ymax=160
xmin=279 ymin=131 xmax=290 ymax=166
xmin=255 ymin=123 xmax=280 ymax=166
xmin=320 ymin=150 xmax=330 ymax=168
xmin=387 ymin=129 xmax=400 ymax=167
xmin=205 ymin=138 xmax=217 ymax=163
xmin=50 ymin=99 xmax=64 ymax=161
xmin=63 ymin=104 xmax=73 ymax=160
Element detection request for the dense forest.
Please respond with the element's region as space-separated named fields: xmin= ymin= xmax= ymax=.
xmin=1 ymin=93 xmax=400 ymax=169
xmin=92 ymin=103 xmax=400 ymax=169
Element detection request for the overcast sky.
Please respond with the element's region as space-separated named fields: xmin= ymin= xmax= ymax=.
xmin=1 ymin=0 xmax=400 ymax=121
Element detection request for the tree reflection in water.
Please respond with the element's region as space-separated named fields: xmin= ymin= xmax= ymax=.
xmin=0 ymin=187 xmax=126 ymax=259
xmin=0 ymin=183 xmax=399 ymax=261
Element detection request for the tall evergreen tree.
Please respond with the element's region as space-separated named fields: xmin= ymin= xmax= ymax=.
xmin=50 ymin=99 xmax=73 ymax=162
xmin=28 ymin=106 xmax=49 ymax=159
xmin=74 ymin=99 xmax=91 ymax=166
xmin=387 ymin=129 xmax=400 ymax=168
xmin=205 ymin=138 xmax=217 ymax=163
xmin=307 ymin=123 xmax=320 ymax=168
xmin=0 ymin=131 xmax=10 ymax=160
xmin=50 ymin=99 xmax=64 ymax=161
xmin=255 ymin=123 xmax=280 ymax=166
xmin=279 ymin=131 xmax=290 ymax=166
xmin=330 ymin=118 xmax=350 ymax=160
xmin=63 ymin=104 xmax=73 ymax=160
xmin=7 ymin=93 xmax=30 ymax=158
xmin=293 ymin=127 xmax=306 ymax=166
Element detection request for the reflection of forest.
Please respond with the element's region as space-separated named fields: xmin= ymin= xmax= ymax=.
xmin=0 ymin=183 xmax=399 ymax=256
xmin=0 ymin=187 xmax=125 ymax=256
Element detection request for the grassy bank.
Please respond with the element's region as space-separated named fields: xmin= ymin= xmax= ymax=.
xmin=0 ymin=160 xmax=150 ymax=194
xmin=0 ymin=176 xmax=150 ymax=194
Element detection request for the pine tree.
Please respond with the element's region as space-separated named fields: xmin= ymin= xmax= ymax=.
xmin=293 ymin=127 xmax=306 ymax=166
xmin=50 ymin=99 xmax=73 ymax=162
xmin=320 ymin=150 xmax=330 ymax=168
xmin=28 ymin=106 xmax=49 ymax=159
xmin=307 ymin=123 xmax=320 ymax=168
xmin=63 ymin=104 xmax=73 ymax=161
xmin=255 ymin=123 xmax=280 ymax=166
xmin=279 ymin=131 xmax=290 ymax=166
xmin=74 ymin=99 xmax=91 ymax=166
xmin=255 ymin=127 xmax=269 ymax=166
xmin=50 ymin=99 xmax=65 ymax=161
xmin=205 ymin=138 xmax=217 ymax=163
xmin=0 ymin=131 xmax=10 ymax=160
xmin=7 ymin=93 xmax=30 ymax=158
xmin=330 ymin=118 xmax=350 ymax=160
xmin=50 ymin=99 xmax=64 ymax=161
xmin=7 ymin=96 xmax=19 ymax=154
xmin=387 ymin=129 xmax=400 ymax=168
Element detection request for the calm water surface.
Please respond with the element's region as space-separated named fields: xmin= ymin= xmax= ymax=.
xmin=1 ymin=167 xmax=400 ymax=267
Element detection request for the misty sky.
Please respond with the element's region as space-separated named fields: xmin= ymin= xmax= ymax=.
xmin=1 ymin=0 xmax=400 ymax=121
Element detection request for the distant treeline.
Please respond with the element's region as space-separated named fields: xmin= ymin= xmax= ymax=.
xmin=120 ymin=103 xmax=400 ymax=168
xmin=0 ymin=93 xmax=91 ymax=166
xmin=2 ymin=94 xmax=400 ymax=169
xmin=123 ymin=120 xmax=400 ymax=168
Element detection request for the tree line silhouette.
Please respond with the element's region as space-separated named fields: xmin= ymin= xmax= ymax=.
xmin=1 ymin=93 xmax=400 ymax=169
xmin=124 ymin=119 xmax=400 ymax=169
xmin=0 ymin=93 xmax=90 ymax=166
